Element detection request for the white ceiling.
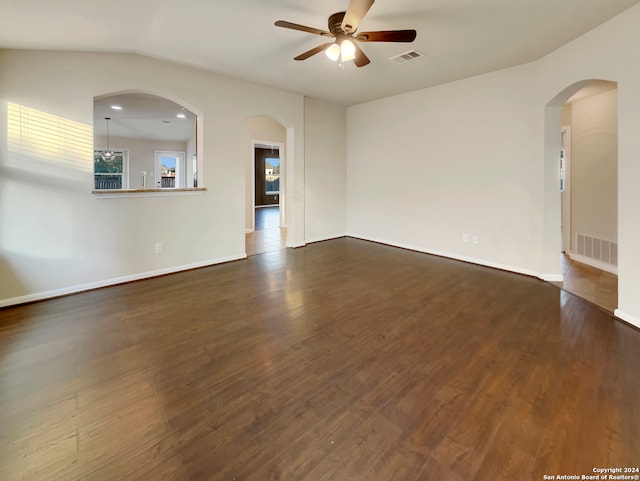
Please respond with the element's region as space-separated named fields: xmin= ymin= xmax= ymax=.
xmin=94 ymin=93 xmax=196 ymax=141
xmin=1 ymin=0 xmax=638 ymax=106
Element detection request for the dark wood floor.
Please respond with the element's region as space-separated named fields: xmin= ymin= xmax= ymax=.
xmin=255 ymin=205 xmax=280 ymax=231
xmin=1 ymin=238 xmax=638 ymax=481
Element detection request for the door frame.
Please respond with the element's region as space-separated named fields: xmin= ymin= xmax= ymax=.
xmin=561 ymin=125 xmax=571 ymax=254
xmin=250 ymin=140 xmax=285 ymax=232
xmin=154 ymin=150 xmax=185 ymax=189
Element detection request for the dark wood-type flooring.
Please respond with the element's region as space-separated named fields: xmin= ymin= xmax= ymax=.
xmin=1 ymin=238 xmax=638 ymax=480
xmin=254 ymin=206 xmax=280 ymax=231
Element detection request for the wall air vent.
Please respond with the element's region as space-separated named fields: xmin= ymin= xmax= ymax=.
xmin=576 ymin=233 xmax=618 ymax=267
xmin=390 ymin=50 xmax=423 ymax=64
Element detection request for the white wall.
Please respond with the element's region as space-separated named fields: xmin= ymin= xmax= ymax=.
xmin=566 ymin=89 xmax=618 ymax=250
xmin=0 ymin=50 xmax=306 ymax=304
xmin=304 ymin=98 xmax=347 ymax=243
xmin=347 ymin=3 xmax=640 ymax=327
xmin=535 ymin=4 xmax=640 ymax=327
xmin=347 ymin=64 xmax=541 ymax=275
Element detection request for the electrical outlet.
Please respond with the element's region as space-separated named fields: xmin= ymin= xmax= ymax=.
xmin=462 ymin=233 xmax=469 ymax=243
xmin=155 ymin=242 xmax=164 ymax=254
xmin=472 ymin=235 xmax=479 ymax=245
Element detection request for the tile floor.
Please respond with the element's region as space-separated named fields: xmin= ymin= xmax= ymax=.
xmin=246 ymin=206 xmax=287 ymax=256
xmin=553 ymin=254 xmax=618 ymax=313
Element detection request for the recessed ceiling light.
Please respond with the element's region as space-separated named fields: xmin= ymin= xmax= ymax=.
xmin=110 ymin=105 xmax=122 ymax=110
xmin=176 ymin=113 xmax=186 ymax=119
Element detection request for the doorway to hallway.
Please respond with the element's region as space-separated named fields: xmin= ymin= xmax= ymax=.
xmin=246 ymin=206 xmax=287 ymax=256
xmin=255 ymin=205 xmax=280 ymax=231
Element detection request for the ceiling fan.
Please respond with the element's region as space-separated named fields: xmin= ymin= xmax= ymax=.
xmin=275 ymin=0 xmax=416 ymax=67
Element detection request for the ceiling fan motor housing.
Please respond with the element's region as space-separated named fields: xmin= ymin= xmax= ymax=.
xmin=329 ymin=12 xmax=349 ymax=38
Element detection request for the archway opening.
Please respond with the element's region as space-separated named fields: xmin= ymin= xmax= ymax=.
xmin=93 ymin=92 xmax=199 ymax=190
xmin=545 ymin=79 xmax=618 ymax=312
xmin=246 ymin=116 xmax=288 ymax=256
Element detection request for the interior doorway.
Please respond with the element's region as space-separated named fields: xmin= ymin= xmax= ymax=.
xmin=246 ymin=142 xmax=287 ymax=256
xmin=548 ymin=80 xmax=618 ymax=312
xmin=254 ymin=146 xmax=280 ymax=209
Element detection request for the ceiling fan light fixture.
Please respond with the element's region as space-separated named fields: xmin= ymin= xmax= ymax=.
xmin=340 ymin=39 xmax=356 ymax=61
xmin=275 ymin=0 xmax=415 ymax=68
xmin=325 ymin=43 xmax=341 ymax=61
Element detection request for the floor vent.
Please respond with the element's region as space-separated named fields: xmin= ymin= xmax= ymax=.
xmin=390 ymin=50 xmax=423 ymax=64
xmin=576 ymin=233 xmax=618 ymax=266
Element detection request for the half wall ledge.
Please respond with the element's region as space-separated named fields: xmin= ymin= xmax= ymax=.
xmin=92 ymin=188 xmax=207 ymax=198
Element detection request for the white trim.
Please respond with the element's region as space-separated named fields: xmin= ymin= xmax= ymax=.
xmin=286 ymin=241 xmax=306 ymax=248
xmin=561 ymin=125 xmax=571 ymax=254
xmin=305 ymin=233 xmax=348 ymax=245
xmin=251 ymin=140 xmax=285 ymax=233
xmin=0 ymin=254 xmax=245 ymax=308
xmin=614 ymin=310 xmax=640 ymax=330
xmin=346 ymin=233 xmax=559 ymax=281
xmin=540 ymin=273 xmax=564 ymax=282
xmin=567 ymin=252 xmax=618 ymax=275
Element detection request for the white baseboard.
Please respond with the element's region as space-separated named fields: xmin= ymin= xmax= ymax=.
xmin=286 ymin=241 xmax=306 ymax=248
xmin=0 ymin=254 xmax=246 ymax=308
xmin=567 ymin=252 xmax=618 ymax=275
xmin=346 ymin=233 xmax=557 ymax=282
xmin=540 ymin=273 xmax=564 ymax=282
xmin=305 ymin=233 xmax=348 ymax=245
xmin=614 ymin=309 xmax=640 ymax=330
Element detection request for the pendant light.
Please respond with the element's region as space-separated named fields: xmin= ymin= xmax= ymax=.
xmin=101 ymin=117 xmax=115 ymax=162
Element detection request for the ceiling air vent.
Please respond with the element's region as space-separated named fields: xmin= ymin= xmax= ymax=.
xmin=390 ymin=50 xmax=423 ymax=64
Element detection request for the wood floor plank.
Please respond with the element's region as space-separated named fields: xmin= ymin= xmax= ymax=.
xmin=1 ymin=237 xmax=638 ymax=480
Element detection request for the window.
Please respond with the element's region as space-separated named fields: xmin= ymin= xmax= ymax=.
xmin=94 ymin=149 xmax=128 ymax=189
xmin=265 ymin=157 xmax=280 ymax=194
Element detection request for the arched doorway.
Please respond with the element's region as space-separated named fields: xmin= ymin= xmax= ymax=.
xmin=246 ymin=116 xmax=288 ymax=256
xmin=545 ymin=80 xmax=618 ymax=311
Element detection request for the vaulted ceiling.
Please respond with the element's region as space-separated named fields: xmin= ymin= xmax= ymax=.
xmin=1 ymin=0 xmax=638 ymax=106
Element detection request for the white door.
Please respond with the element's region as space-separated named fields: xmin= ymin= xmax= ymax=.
xmin=155 ymin=151 xmax=185 ymax=188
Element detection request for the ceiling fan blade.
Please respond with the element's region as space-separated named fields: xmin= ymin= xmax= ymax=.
xmin=341 ymin=0 xmax=375 ymax=34
xmin=275 ymin=20 xmax=332 ymax=37
xmin=294 ymin=42 xmax=334 ymax=61
xmin=353 ymin=42 xmax=371 ymax=67
xmin=355 ymin=30 xmax=417 ymax=42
